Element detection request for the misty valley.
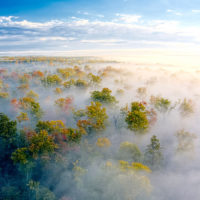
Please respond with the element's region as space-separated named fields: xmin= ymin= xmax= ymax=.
xmin=0 ymin=56 xmax=200 ymax=200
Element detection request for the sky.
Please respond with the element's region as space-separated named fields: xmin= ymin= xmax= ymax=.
xmin=1 ymin=0 xmax=200 ymax=55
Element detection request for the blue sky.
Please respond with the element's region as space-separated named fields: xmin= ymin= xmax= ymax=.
xmin=1 ymin=0 xmax=200 ymax=54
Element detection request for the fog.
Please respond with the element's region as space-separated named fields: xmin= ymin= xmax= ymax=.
xmin=0 ymin=56 xmax=200 ymax=200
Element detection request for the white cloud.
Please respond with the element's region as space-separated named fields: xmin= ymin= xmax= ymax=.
xmin=167 ymin=9 xmax=183 ymax=16
xmin=148 ymin=20 xmax=180 ymax=34
xmin=71 ymin=18 xmax=89 ymax=26
xmin=77 ymin=11 xmax=104 ymax=18
xmin=81 ymin=39 xmax=125 ymax=44
xmin=0 ymin=18 xmax=63 ymax=29
xmin=115 ymin=13 xmax=141 ymax=23
xmin=0 ymin=16 xmax=18 ymax=23
xmin=192 ymin=10 xmax=200 ymax=13
xmin=39 ymin=37 xmax=73 ymax=41
xmin=0 ymin=15 xmax=200 ymax=52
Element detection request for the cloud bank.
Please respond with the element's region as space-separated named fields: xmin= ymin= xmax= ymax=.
xmin=0 ymin=14 xmax=200 ymax=53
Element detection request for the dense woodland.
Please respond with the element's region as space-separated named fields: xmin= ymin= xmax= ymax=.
xmin=0 ymin=56 xmax=199 ymax=200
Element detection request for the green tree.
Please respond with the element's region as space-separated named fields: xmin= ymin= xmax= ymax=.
xmin=88 ymin=73 xmax=102 ymax=85
xmin=150 ymin=96 xmax=171 ymax=112
xmin=176 ymin=129 xmax=196 ymax=152
xmin=0 ymin=186 xmax=21 ymax=200
xmin=28 ymin=180 xmax=56 ymax=200
xmin=144 ymin=135 xmax=163 ymax=170
xmin=63 ymin=128 xmax=82 ymax=143
xmin=74 ymin=79 xmax=88 ymax=88
xmin=42 ymin=74 xmax=62 ymax=86
xmin=26 ymin=90 xmax=39 ymax=99
xmin=118 ymin=142 xmax=142 ymax=162
xmin=91 ymin=88 xmax=117 ymax=104
xmin=86 ymin=101 xmax=108 ymax=132
xmin=11 ymin=147 xmax=30 ymax=165
xmin=125 ymin=102 xmax=149 ymax=133
xmin=30 ymin=102 xmax=43 ymax=119
xmin=179 ymin=98 xmax=194 ymax=116
xmin=0 ymin=113 xmax=17 ymax=141
xmin=12 ymin=130 xmax=58 ymax=163
xmin=35 ymin=120 xmax=65 ymax=134
xmin=29 ymin=130 xmax=57 ymax=159
xmin=19 ymin=97 xmax=43 ymax=119
xmin=0 ymin=114 xmax=19 ymax=196
xmin=63 ymin=79 xmax=75 ymax=88
xmin=136 ymin=87 xmax=147 ymax=99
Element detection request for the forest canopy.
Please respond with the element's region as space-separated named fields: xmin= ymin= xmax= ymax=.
xmin=0 ymin=56 xmax=199 ymax=200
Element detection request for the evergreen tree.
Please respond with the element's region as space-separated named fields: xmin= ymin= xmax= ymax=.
xmin=0 ymin=113 xmax=17 ymax=141
xmin=144 ymin=135 xmax=163 ymax=170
